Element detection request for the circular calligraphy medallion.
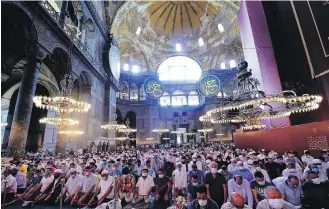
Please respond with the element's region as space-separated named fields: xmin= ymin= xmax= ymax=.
xmin=109 ymin=45 xmax=121 ymax=81
xmin=198 ymin=75 xmax=220 ymax=97
xmin=143 ymin=78 xmax=164 ymax=98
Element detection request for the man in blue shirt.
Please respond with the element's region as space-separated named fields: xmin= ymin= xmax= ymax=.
xmin=187 ymin=175 xmax=201 ymax=203
xmin=110 ymin=163 xmax=122 ymax=177
xmin=188 ymin=185 xmax=219 ymax=209
xmin=278 ymin=175 xmax=302 ymax=207
xmin=232 ymin=161 xmax=254 ymax=182
xmin=187 ymin=164 xmax=204 ymax=183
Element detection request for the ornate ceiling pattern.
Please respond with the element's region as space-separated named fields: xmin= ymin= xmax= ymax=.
xmin=111 ymin=1 xmax=243 ymax=72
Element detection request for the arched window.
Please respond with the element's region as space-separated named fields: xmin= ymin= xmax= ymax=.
xmin=188 ymin=91 xmax=199 ymax=105
xmin=130 ymin=83 xmax=138 ymax=101
xmin=160 ymin=92 xmax=170 ymax=106
xmin=172 ymin=90 xmax=187 ymax=106
xmin=157 ymin=56 xmax=202 ymax=82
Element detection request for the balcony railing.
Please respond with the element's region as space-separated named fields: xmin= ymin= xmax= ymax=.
xmin=40 ymin=1 xmax=94 ymax=64
xmin=117 ymin=98 xmax=158 ymax=106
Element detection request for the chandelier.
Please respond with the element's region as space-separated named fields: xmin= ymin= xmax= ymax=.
xmin=34 ymin=74 xmax=91 ymax=130
xmin=199 ymin=61 xmax=323 ymax=130
xmin=152 ymin=121 xmax=169 ymax=135
xmin=33 ymin=75 xmax=91 ymax=113
xmin=197 ymin=122 xmax=213 ymax=134
xmin=57 ymin=130 xmax=84 ymax=135
xmin=118 ymin=118 xmax=137 ymax=137
xmin=101 ymin=111 xmax=126 ymax=131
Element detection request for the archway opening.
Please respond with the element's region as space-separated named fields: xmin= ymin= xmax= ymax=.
xmin=157 ymin=56 xmax=202 ymax=83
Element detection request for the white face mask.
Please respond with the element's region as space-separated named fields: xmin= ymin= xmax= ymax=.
xmin=211 ymin=168 xmax=217 ymax=174
xmin=198 ymin=199 xmax=207 ymax=207
xmin=268 ymin=199 xmax=284 ymax=209
xmin=159 ymin=174 xmax=164 ymax=178
xmin=142 ymin=173 xmax=148 ymax=177
xmin=122 ymin=174 xmax=128 ymax=178
xmin=255 ymin=167 xmax=261 ymax=171
xmin=238 ymin=166 xmax=244 ymax=170
xmin=257 ymin=181 xmax=265 ymax=185
xmin=192 ymin=182 xmax=198 ymax=187
xmin=312 ymin=178 xmax=321 ymax=184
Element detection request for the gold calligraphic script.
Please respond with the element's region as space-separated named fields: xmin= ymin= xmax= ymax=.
xmin=307 ymin=135 xmax=329 ymax=150
xmin=201 ymin=78 xmax=219 ymax=96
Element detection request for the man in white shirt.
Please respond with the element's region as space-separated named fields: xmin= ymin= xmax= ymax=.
xmin=188 ymin=156 xmax=202 ymax=171
xmin=72 ymin=166 xmax=98 ymax=206
xmin=62 ymin=168 xmax=83 ymax=203
xmin=173 ymin=162 xmax=187 ymax=196
xmin=282 ymin=163 xmax=304 ymax=182
xmin=90 ymin=170 xmax=114 ymax=206
xmin=228 ymin=159 xmax=237 ymax=173
xmin=1 ymin=169 xmax=17 ymax=202
xmin=301 ymin=150 xmax=314 ymax=166
xmin=133 ymin=168 xmax=154 ymax=204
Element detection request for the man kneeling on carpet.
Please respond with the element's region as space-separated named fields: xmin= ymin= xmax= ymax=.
xmin=133 ymin=168 xmax=155 ymax=204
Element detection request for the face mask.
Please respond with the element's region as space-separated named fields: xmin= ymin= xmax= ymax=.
xmin=159 ymin=174 xmax=164 ymax=178
xmin=255 ymin=166 xmax=261 ymax=171
xmin=122 ymin=174 xmax=128 ymax=178
xmin=238 ymin=166 xmax=244 ymax=170
xmin=198 ymin=199 xmax=207 ymax=207
xmin=142 ymin=173 xmax=148 ymax=177
xmin=257 ymin=181 xmax=265 ymax=185
xmin=268 ymin=198 xmax=284 ymax=209
xmin=102 ymin=176 xmax=108 ymax=181
xmin=317 ymin=165 xmax=322 ymax=168
xmin=192 ymin=182 xmax=198 ymax=187
xmin=288 ymin=168 xmax=296 ymax=173
xmin=34 ymin=174 xmax=38 ymax=178
xmin=85 ymin=172 xmax=90 ymax=176
xmin=193 ymin=159 xmax=197 ymax=162
xmin=312 ymin=178 xmax=321 ymax=184
xmin=45 ymin=171 xmax=51 ymax=176
xmin=311 ymin=167 xmax=319 ymax=173
xmin=211 ymin=168 xmax=217 ymax=174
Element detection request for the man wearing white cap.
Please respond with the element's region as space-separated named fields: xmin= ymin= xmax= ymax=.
xmin=43 ymin=169 xmax=65 ymax=204
xmin=90 ymin=169 xmax=114 ymax=206
xmin=173 ymin=161 xmax=187 ymax=196
xmin=61 ymin=168 xmax=83 ymax=203
xmin=301 ymin=150 xmax=314 ymax=166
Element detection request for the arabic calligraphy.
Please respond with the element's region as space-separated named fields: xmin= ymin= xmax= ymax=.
xmin=199 ymin=75 xmax=220 ymax=96
xmin=307 ymin=136 xmax=328 ymax=150
xmin=144 ymin=78 xmax=164 ymax=98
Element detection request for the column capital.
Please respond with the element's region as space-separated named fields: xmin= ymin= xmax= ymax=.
xmin=25 ymin=44 xmax=48 ymax=61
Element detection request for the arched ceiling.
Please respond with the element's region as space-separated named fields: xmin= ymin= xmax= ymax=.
xmin=111 ymin=1 xmax=243 ymax=72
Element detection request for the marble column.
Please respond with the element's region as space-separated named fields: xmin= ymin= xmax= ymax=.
xmin=7 ymin=47 xmax=46 ymax=160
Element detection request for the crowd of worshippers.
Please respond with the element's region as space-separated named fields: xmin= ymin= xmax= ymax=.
xmin=1 ymin=143 xmax=329 ymax=209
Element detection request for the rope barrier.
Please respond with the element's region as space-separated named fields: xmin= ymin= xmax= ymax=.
xmin=1 ymin=180 xmax=62 ymax=206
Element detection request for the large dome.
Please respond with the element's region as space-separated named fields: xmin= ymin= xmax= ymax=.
xmin=111 ymin=1 xmax=243 ymax=72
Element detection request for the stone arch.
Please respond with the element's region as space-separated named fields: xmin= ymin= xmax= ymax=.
xmin=2 ymin=2 xmax=39 ymax=71
xmin=129 ymin=82 xmax=138 ymax=101
xmin=89 ymin=141 xmax=95 ymax=153
xmin=48 ymin=47 xmax=71 ymax=84
xmin=126 ymin=111 xmax=136 ymax=128
xmin=79 ymin=71 xmax=92 ymax=89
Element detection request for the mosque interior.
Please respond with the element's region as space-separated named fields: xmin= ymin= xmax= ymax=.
xmin=1 ymin=0 xmax=329 ymax=159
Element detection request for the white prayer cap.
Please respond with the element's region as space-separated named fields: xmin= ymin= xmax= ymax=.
xmin=312 ymin=159 xmax=322 ymax=164
xmin=237 ymin=161 xmax=243 ymax=166
xmin=54 ymin=169 xmax=63 ymax=174
xmin=101 ymin=170 xmax=109 ymax=175
xmin=247 ymin=159 xmax=253 ymax=164
xmin=205 ymin=159 xmax=211 ymax=164
xmin=261 ymin=149 xmax=265 ymax=151
xmin=69 ymin=168 xmax=77 ymax=173
xmin=304 ymin=150 xmax=309 ymax=153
